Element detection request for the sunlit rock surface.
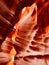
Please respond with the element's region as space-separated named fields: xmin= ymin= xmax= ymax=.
xmin=0 ymin=0 xmax=49 ymax=65
xmin=14 ymin=1 xmax=49 ymax=65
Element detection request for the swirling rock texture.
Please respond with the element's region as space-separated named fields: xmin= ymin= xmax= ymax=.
xmin=0 ymin=0 xmax=49 ymax=65
xmin=14 ymin=1 xmax=49 ymax=65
